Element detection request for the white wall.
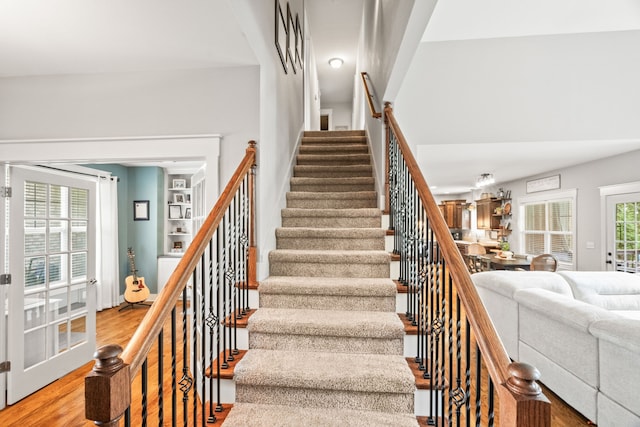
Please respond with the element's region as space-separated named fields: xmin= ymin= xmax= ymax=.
xmin=0 ymin=66 xmax=260 ymax=188
xmin=356 ymin=0 xmax=435 ymax=208
xmin=323 ymin=102 xmax=351 ymax=130
xmin=497 ymin=149 xmax=640 ymax=271
xmin=228 ymin=0 xmax=305 ymax=280
xmin=395 ymin=30 xmax=640 ymax=149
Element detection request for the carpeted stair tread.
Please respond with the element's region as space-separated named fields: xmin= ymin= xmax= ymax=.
xmin=304 ymin=130 xmax=365 ymax=137
xmin=276 ymin=227 xmax=384 ymax=239
xmin=297 ymin=153 xmax=371 ymax=165
xmin=286 ymin=191 xmax=377 ymax=209
xmin=290 ymin=177 xmax=375 ymax=193
xmin=290 ymin=177 xmax=375 ymax=185
xmin=282 ymin=208 xmax=381 ymax=218
xmin=299 ymin=144 xmax=368 ymax=154
xmin=234 ymin=349 xmax=415 ymax=394
xmin=259 ymin=276 xmax=396 ymax=297
xmin=275 ymin=227 xmax=384 ymax=250
xmin=293 ymin=164 xmax=373 ymax=178
xmin=247 ymin=308 xmax=405 ymax=339
xmin=223 ymin=402 xmax=419 ymax=427
xmin=269 ymin=249 xmax=389 ymax=264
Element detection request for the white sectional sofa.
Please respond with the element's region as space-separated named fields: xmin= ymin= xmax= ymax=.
xmin=472 ymin=270 xmax=640 ymax=426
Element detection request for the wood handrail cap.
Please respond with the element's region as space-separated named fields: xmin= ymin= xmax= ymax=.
xmin=93 ymin=344 xmax=125 ymax=374
xmin=506 ymin=362 xmax=542 ymax=396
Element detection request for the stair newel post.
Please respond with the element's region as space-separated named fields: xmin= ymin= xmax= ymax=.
xmin=247 ymin=140 xmax=258 ymax=289
xmin=85 ymin=344 xmax=130 ymax=427
xmin=499 ymin=362 xmax=551 ymax=426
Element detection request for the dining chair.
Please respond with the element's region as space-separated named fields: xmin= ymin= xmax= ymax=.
xmin=530 ymin=253 xmax=559 ymax=271
xmin=465 ymin=243 xmax=487 ymax=273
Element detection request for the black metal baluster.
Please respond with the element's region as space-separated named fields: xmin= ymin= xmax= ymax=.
xmin=448 ymin=271 xmax=454 ymax=425
xmin=475 ymin=343 xmax=482 ymax=427
xmin=215 ymin=225 xmax=223 ymax=413
xmin=192 ymin=268 xmax=199 ymax=424
xmin=171 ymin=307 xmax=177 ymax=427
xmin=180 ymin=286 xmax=192 ymax=427
xmin=221 ymin=215 xmax=229 ymax=369
xmin=207 ymin=239 xmax=218 ymax=423
xmin=124 ymin=407 xmax=131 ymax=427
xmin=488 ymin=377 xmax=495 ymax=427
xmin=158 ymin=330 xmax=163 ymax=427
xmin=465 ymin=318 xmax=471 ymax=427
xmin=141 ymin=359 xmax=148 ymax=427
xmin=428 ymin=243 xmax=436 ymax=425
xmin=200 ymin=252 xmax=207 ymax=427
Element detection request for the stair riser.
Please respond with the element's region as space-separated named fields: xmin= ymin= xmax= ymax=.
xmin=249 ymin=333 xmax=403 ymax=355
xmin=297 ymin=156 xmax=370 ymax=166
xmin=235 ymin=385 xmax=414 ymax=414
xmin=290 ymin=183 xmax=375 ymax=192
xmin=293 ymin=167 xmax=372 ymax=178
xmin=304 ymin=130 xmax=365 ymax=138
xmin=258 ymin=294 xmax=396 ymax=312
xmin=286 ymin=197 xmax=377 ymax=209
xmin=299 ymin=146 xmax=368 ymax=155
xmin=269 ymin=262 xmax=389 ymax=278
xmin=281 ymin=217 xmax=381 ymax=228
xmin=276 ymin=237 xmax=384 ymax=250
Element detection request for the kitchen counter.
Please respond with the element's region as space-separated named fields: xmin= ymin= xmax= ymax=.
xmin=454 ymin=240 xmax=500 ymax=248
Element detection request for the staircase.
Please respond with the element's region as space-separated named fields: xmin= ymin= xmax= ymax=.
xmin=223 ymin=130 xmax=419 ymax=426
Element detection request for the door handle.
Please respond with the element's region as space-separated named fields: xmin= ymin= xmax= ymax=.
xmin=89 ymin=278 xmax=98 ymax=286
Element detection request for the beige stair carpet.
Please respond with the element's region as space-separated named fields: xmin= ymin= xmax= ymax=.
xmin=223 ymin=130 xmax=417 ymax=426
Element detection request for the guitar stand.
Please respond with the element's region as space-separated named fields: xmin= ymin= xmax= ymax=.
xmin=119 ymin=300 xmax=152 ymax=311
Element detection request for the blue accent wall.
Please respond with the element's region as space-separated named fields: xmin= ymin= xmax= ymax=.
xmin=84 ymin=164 xmax=163 ymax=294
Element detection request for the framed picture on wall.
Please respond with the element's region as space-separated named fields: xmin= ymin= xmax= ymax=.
xmin=172 ymin=179 xmax=186 ymax=189
xmin=295 ymin=13 xmax=303 ymax=67
xmin=133 ymin=200 xmax=149 ymax=221
xmin=286 ymin=3 xmax=296 ymax=74
xmin=169 ymin=205 xmax=182 ymax=219
xmin=275 ymin=0 xmax=287 ymax=74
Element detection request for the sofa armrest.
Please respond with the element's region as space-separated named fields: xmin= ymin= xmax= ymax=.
xmin=471 ymin=271 xmax=573 ymax=299
xmin=557 ymin=271 xmax=640 ymax=310
xmin=514 ymin=288 xmax=618 ymax=332
xmin=589 ymin=318 xmax=640 ymax=354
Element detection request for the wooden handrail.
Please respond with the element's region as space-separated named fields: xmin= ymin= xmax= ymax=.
xmin=360 ymin=72 xmax=382 ymax=119
xmin=384 ymin=103 xmax=510 ymax=385
xmin=384 ymin=103 xmax=549 ymax=424
xmin=121 ymin=141 xmax=257 ymax=375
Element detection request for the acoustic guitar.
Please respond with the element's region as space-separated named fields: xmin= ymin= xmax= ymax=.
xmin=124 ymin=247 xmax=150 ymax=304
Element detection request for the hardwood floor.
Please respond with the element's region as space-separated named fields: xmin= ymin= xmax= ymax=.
xmin=0 ymin=303 xmax=594 ymax=426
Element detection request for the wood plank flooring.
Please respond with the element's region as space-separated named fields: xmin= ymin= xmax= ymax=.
xmin=0 ymin=303 xmax=594 ymax=426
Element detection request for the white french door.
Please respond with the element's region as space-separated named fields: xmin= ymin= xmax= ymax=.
xmin=605 ymin=192 xmax=640 ymax=272
xmin=7 ymin=166 xmax=96 ymax=404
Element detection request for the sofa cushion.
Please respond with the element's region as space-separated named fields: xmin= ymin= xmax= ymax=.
xmin=590 ymin=318 xmax=640 ymax=418
xmin=471 ymin=271 xmax=573 ymax=299
xmin=515 ymin=289 xmax=617 ymax=388
xmin=557 ymin=271 xmax=640 ymax=311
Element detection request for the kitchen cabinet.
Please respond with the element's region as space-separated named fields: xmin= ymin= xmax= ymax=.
xmin=476 ymin=198 xmax=501 ymax=230
xmin=440 ymin=199 xmax=468 ymax=229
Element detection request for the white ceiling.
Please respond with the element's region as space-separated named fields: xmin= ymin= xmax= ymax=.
xmin=416 ymin=0 xmax=640 ymax=195
xmin=2 ymin=0 xmax=640 ymax=189
xmin=305 ymin=0 xmax=364 ymax=105
xmin=0 ymin=0 xmax=257 ymax=78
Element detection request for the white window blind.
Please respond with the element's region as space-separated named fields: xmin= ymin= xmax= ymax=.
xmin=520 ymin=189 xmax=576 ymax=269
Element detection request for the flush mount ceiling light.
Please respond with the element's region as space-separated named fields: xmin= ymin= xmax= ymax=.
xmin=328 ymin=57 xmax=344 ymax=69
xmin=475 ymin=173 xmax=495 ymax=188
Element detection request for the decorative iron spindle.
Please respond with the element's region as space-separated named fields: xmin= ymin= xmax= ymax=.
xmin=171 ymin=308 xmax=177 ymax=427
xmin=158 ymin=330 xmax=164 ymax=425
xmin=141 ymin=359 xmax=148 ymax=427
xmin=85 ymin=141 xmax=257 ymax=426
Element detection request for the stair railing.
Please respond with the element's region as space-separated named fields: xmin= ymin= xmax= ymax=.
xmin=383 ymin=102 xmax=551 ymax=426
xmin=85 ymin=141 xmax=257 ymax=426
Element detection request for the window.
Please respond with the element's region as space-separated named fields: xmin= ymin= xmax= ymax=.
xmin=520 ymin=189 xmax=576 ymax=269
